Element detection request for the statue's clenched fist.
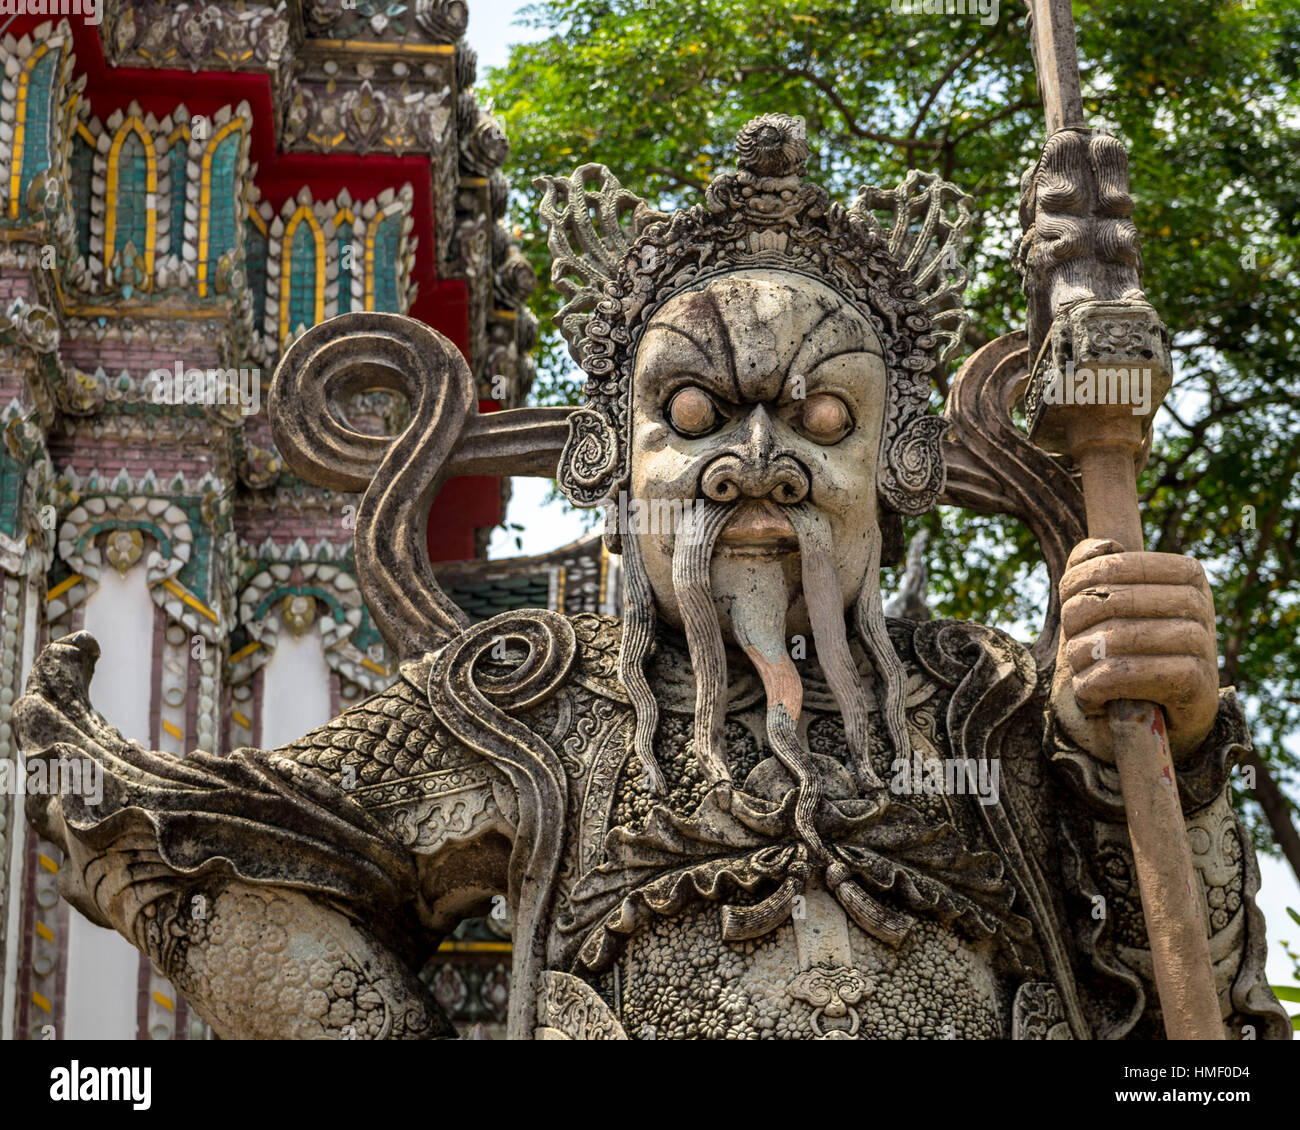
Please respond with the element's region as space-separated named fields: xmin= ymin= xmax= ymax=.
xmin=1051 ymin=537 xmax=1220 ymax=759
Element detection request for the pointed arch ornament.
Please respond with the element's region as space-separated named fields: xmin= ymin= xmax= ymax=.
xmin=103 ymin=116 xmax=158 ymax=291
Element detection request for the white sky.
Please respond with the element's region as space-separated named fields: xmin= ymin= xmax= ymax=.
xmin=471 ymin=1 xmax=587 ymax=560
xmin=466 ymin=0 xmax=549 ymax=72
xmin=470 ymin=1 xmax=1300 ymax=1001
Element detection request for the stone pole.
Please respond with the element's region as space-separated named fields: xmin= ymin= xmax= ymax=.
xmin=1021 ymin=0 xmax=1224 ymax=1039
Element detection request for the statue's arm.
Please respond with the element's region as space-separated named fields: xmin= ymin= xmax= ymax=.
xmin=15 ymin=632 xmax=505 ymax=1040
xmin=1037 ymin=534 xmax=1290 ymax=1037
xmin=48 ymin=866 xmax=452 ymax=1041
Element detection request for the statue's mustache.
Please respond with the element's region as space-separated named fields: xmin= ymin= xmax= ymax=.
xmin=674 ymin=497 xmax=801 ymax=551
xmin=670 ymin=499 xmax=734 ymax=787
xmin=669 ymin=500 xmax=882 ymax=788
xmin=618 ymin=494 xmax=912 ymax=804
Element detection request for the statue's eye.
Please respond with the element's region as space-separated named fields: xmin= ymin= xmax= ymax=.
xmin=666 ymin=386 xmax=718 ymax=437
xmin=798 ymin=393 xmax=853 ymax=444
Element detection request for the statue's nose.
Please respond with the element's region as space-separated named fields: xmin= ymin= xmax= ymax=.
xmin=699 ymin=408 xmax=810 ymax=503
xmin=700 ymin=454 xmax=808 ymax=504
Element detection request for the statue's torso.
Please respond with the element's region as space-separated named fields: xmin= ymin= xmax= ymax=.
xmin=279 ymin=609 xmax=1279 ymax=1040
xmin=347 ymin=612 xmax=1052 ymax=1039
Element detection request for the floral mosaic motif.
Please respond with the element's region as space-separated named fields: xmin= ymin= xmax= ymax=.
xmin=303 ymin=0 xmax=468 ymax=43
xmin=428 ymin=960 xmax=511 ymax=1028
xmin=232 ymin=558 xmax=393 ymax=695
xmin=280 ymin=593 xmax=317 ymax=638
xmin=106 ymin=2 xmax=292 ymax=73
xmin=44 ymin=465 xmax=230 ymax=644
xmin=104 ymin=527 xmax=143 ymax=574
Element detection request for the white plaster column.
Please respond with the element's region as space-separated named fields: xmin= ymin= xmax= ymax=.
xmin=62 ymin=567 xmax=155 ymax=1040
xmin=260 ymin=618 xmax=333 ymax=749
xmin=0 ymin=574 xmax=39 ymax=1040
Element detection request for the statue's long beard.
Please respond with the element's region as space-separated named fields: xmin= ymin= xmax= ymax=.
xmin=620 ymin=499 xmax=917 ymax=945
xmin=619 ymin=500 xmax=912 ymax=798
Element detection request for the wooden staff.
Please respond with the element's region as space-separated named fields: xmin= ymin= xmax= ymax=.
xmin=1025 ymin=0 xmax=1223 ymax=1039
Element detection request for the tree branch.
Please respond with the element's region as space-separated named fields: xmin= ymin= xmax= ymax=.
xmin=952 ymin=97 xmax=1038 ymax=142
xmin=1245 ymin=750 xmax=1300 ymax=885
xmin=908 ymin=37 xmax=987 ymax=140
xmin=737 ymin=65 xmax=946 ymax=151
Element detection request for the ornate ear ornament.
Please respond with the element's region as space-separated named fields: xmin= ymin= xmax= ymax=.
xmin=882 ymin=414 xmax=950 ymax=517
xmin=555 ymin=407 xmax=622 ymax=508
xmin=537 ymin=114 xmax=973 ymax=521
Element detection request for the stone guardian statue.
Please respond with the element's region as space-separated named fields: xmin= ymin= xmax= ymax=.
xmin=17 ymin=115 xmax=1290 ymax=1040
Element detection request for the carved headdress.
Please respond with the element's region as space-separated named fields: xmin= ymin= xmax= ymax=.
xmin=537 ymin=113 xmax=973 ymax=536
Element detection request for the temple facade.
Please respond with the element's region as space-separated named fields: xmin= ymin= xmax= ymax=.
xmin=0 ymin=2 xmax=592 ymax=1040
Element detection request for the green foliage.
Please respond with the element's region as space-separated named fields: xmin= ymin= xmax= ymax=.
xmin=1278 ymin=906 xmax=1300 ymax=1028
xmin=484 ymin=0 xmax=1300 ymax=854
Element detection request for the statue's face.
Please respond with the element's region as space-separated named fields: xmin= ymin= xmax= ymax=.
xmin=628 ymin=269 xmax=887 ymax=638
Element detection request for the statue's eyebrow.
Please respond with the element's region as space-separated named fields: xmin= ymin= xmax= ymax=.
xmin=640 ymin=297 xmax=738 ymax=397
xmin=800 ymin=347 xmax=882 ymax=382
xmin=643 ymin=321 xmax=715 ymax=363
xmin=710 ymin=289 xmax=743 ymax=401
xmin=787 ymin=305 xmax=877 ymax=377
xmin=639 ymin=325 xmax=734 ymax=398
